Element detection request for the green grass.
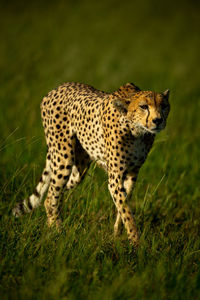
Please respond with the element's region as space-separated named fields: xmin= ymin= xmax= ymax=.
xmin=0 ymin=0 xmax=200 ymax=299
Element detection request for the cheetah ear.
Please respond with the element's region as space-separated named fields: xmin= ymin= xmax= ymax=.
xmin=163 ymin=89 xmax=170 ymax=99
xmin=113 ymin=82 xmax=141 ymax=99
xmin=112 ymin=98 xmax=128 ymax=115
xmin=125 ymin=83 xmax=141 ymax=93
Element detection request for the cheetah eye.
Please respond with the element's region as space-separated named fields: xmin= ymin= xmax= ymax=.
xmin=140 ymin=104 xmax=148 ymax=110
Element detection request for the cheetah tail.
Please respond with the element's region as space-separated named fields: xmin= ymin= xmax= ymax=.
xmin=12 ymin=158 xmax=51 ymax=217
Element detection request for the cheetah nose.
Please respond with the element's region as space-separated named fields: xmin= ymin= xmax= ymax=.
xmin=153 ymin=118 xmax=163 ymax=126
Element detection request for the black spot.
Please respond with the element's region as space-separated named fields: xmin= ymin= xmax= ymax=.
xmin=27 ymin=199 xmax=33 ymax=210
xmin=34 ymin=189 xmax=40 ymax=197
xmin=19 ymin=202 xmax=25 ymax=214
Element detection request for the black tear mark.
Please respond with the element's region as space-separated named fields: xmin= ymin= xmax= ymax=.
xmin=146 ymin=107 xmax=150 ymax=127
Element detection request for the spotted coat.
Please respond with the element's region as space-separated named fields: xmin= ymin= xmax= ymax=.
xmin=13 ymin=82 xmax=170 ymax=245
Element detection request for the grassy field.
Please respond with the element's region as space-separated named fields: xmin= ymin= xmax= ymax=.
xmin=0 ymin=0 xmax=200 ymax=299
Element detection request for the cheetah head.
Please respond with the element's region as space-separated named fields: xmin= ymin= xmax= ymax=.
xmin=113 ymin=83 xmax=170 ymax=135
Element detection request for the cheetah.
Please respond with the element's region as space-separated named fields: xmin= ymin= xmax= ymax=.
xmin=13 ymin=82 xmax=170 ymax=245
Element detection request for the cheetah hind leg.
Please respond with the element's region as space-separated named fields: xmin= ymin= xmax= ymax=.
xmin=65 ymin=139 xmax=91 ymax=190
xmin=12 ymin=153 xmax=51 ymax=217
xmin=44 ymin=138 xmax=90 ymax=228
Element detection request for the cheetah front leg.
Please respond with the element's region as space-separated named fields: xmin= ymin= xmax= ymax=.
xmin=113 ymin=172 xmax=138 ymax=237
xmin=114 ymin=212 xmax=122 ymax=237
xmin=108 ymin=171 xmax=139 ymax=245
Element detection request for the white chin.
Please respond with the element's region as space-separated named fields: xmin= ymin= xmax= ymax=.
xmin=133 ymin=124 xmax=154 ymax=135
xmin=140 ymin=125 xmax=156 ymax=134
xmin=146 ymin=128 xmax=156 ymax=134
